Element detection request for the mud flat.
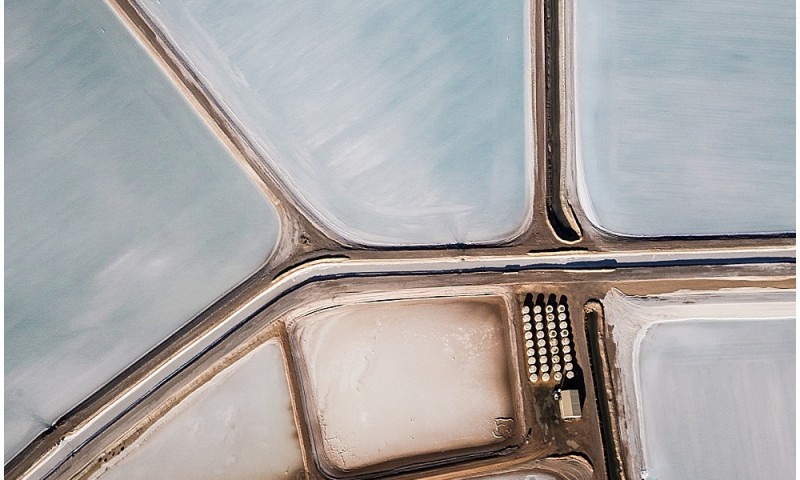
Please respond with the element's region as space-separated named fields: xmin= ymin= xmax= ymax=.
xmin=5 ymin=0 xmax=279 ymax=460
xmin=288 ymin=294 xmax=521 ymax=475
xmin=603 ymin=288 xmax=795 ymax=479
xmin=572 ymin=0 xmax=794 ymax=236
xmin=91 ymin=340 xmax=303 ymax=480
xmin=138 ymin=0 xmax=533 ymax=246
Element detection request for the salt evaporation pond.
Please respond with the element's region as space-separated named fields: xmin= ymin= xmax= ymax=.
xmin=94 ymin=340 xmax=303 ymax=479
xmin=138 ymin=0 xmax=532 ymax=246
xmin=575 ymin=0 xmax=795 ymax=236
xmin=604 ymin=289 xmax=795 ymax=480
xmin=638 ymin=319 xmax=794 ymax=479
xmin=5 ymin=0 xmax=280 ymax=461
xmin=289 ymin=296 xmax=518 ymax=474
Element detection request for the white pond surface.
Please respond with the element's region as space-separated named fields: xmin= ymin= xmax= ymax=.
xmin=638 ymin=319 xmax=794 ymax=480
xmin=5 ymin=0 xmax=280 ymax=461
xmin=574 ymin=0 xmax=795 ymax=236
xmin=290 ymin=296 xmax=517 ymax=473
xmin=95 ymin=340 xmax=303 ymax=480
xmin=138 ymin=0 xmax=533 ymax=246
xmin=604 ymin=289 xmax=795 ymax=480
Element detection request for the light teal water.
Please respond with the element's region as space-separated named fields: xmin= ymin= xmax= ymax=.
xmin=576 ymin=0 xmax=795 ymax=236
xmin=5 ymin=0 xmax=280 ymax=460
xmin=139 ymin=0 xmax=532 ymax=246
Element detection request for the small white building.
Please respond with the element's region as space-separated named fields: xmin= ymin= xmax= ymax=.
xmin=558 ymin=389 xmax=581 ymax=420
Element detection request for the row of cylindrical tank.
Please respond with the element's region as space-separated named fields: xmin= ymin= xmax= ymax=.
xmin=521 ymin=295 xmax=575 ymax=383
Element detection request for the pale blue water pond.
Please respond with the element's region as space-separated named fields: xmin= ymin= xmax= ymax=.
xmin=638 ymin=319 xmax=794 ymax=479
xmin=575 ymin=0 xmax=795 ymax=236
xmin=5 ymin=0 xmax=280 ymax=460
xmin=139 ymin=0 xmax=532 ymax=246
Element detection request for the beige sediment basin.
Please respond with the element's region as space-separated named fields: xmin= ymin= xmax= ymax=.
xmin=288 ymin=290 xmax=522 ymax=476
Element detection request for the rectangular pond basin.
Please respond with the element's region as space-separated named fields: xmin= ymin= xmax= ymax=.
xmin=138 ymin=0 xmax=533 ymax=246
xmin=603 ymin=288 xmax=795 ymax=479
xmin=638 ymin=319 xmax=794 ymax=479
xmin=288 ymin=295 xmax=521 ymax=475
xmin=573 ymin=0 xmax=795 ymax=236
